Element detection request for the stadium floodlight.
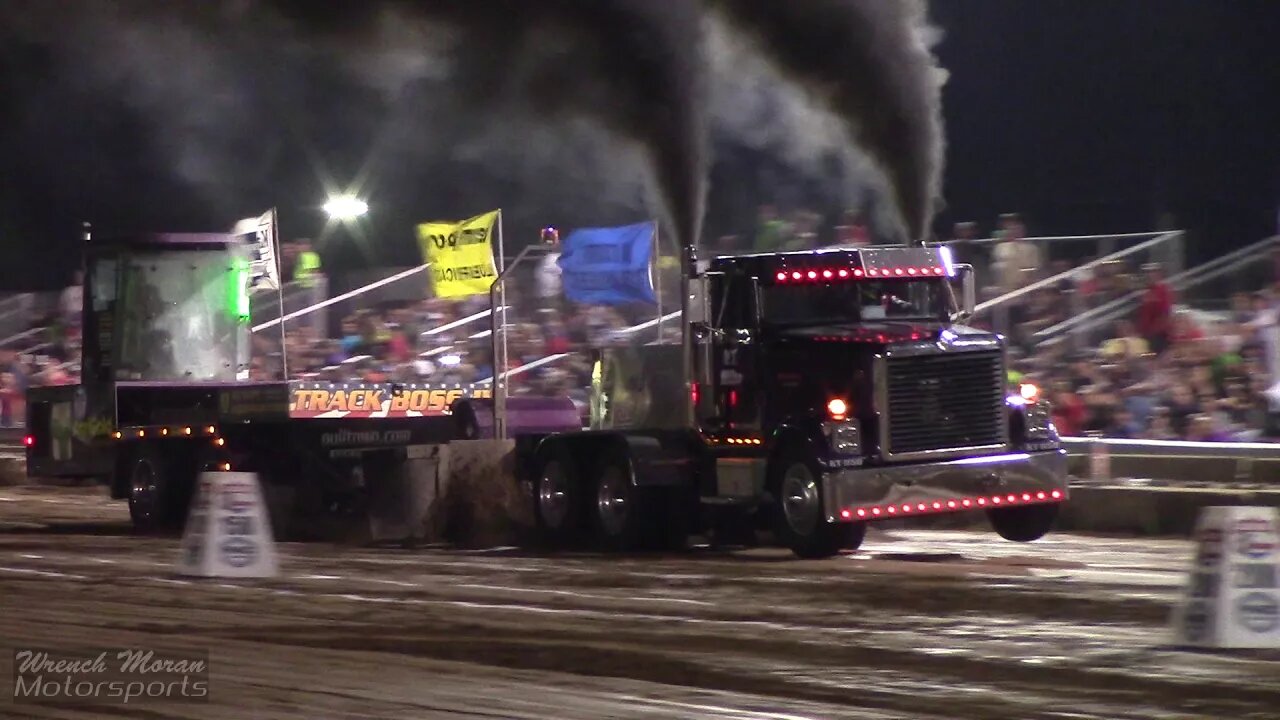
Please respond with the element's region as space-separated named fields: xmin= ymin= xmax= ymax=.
xmin=323 ymin=195 xmax=368 ymax=221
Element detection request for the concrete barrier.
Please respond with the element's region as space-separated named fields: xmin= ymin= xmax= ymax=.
xmin=1059 ymin=484 xmax=1280 ymax=537
xmin=1063 ymin=437 xmax=1280 ymax=485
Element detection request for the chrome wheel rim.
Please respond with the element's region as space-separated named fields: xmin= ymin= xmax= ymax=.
xmin=130 ymin=459 xmax=160 ymax=524
xmin=596 ymin=466 xmax=630 ymax=537
xmin=781 ymin=463 xmax=821 ymax=536
xmin=537 ymin=461 xmax=571 ymax=529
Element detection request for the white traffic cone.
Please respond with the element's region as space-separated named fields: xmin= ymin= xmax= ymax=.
xmin=177 ymin=472 xmax=279 ymax=578
xmin=1171 ymin=505 xmax=1280 ymax=648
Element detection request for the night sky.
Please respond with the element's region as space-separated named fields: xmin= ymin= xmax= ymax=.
xmin=0 ymin=0 xmax=1276 ymax=290
xmin=930 ymin=0 xmax=1279 ymax=261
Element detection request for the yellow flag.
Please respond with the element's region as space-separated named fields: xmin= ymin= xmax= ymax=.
xmin=416 ymin=210 xmax=499 ymax=298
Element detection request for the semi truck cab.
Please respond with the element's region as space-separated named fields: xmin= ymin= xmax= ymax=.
xmin=530 ymin=244 xmax=1067 ymax=557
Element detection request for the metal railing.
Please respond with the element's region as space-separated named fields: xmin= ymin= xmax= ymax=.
xmin=250 ymin=277 xmax=330 ymax=332
xmin=1034 ymin=234 xmax=1280 ymax=349
xmin=0 ymin=293 xmax=35 ymax=340
xmin=0 ymin=326 xmax=49 ymax=350
xmin=489 ymin=244 xmax=559 ymax=439
xmin=971 ymin=230 xmax=1185 ymax=344
xmin=938 ymin=230 xmax=1185 ymax=298
xmin=474 ymin=309 xmax=682 ymax=387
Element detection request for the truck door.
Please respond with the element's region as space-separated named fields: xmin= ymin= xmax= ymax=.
xmin=701 ymin=273 xmax=762 ymax=432
xmin=689 ymin=272 xmax=716 ymax=429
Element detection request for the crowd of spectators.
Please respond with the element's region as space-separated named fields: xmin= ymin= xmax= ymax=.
xmin=0 ymin=277 xmax=84 ymax=426
xmin=3 ymin=210 xmax=1278 ymax=442
xmin=950 ymin=214 xmax=1280 ymax=442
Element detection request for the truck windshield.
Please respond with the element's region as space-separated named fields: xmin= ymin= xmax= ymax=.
xmin=760 ymin=279 xmax=951 ymax=326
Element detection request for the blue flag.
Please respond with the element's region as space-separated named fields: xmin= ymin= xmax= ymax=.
xmin=558 ymin=222 xmax=656 ymax=305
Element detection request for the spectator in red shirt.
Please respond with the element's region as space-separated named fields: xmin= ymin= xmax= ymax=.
xmin=1048 ymin=381 xmax=1086 ymax=435
xmin=1137 ymin=263 xmax=1174 ymax=354
xmin=1170 ymin=313 xmax=1205 ymax=345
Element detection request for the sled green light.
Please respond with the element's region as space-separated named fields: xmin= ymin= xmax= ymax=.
xmin=229 ymin=259 xmax=250 ymax=321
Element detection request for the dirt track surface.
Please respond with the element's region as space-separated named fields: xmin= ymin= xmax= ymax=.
xmin=0 ymin=486 xmax=1278 ymax=719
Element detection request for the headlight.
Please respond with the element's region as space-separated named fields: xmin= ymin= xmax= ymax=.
xmin=824 ymin=421 xmax=862 ymax=455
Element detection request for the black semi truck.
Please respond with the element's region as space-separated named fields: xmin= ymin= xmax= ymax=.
xmin=511 ymin=244 xmax=1068 ymax=558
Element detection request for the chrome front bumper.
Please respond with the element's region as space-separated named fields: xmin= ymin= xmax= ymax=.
xmin=821 ymin=449 xmax=1068 ymax=523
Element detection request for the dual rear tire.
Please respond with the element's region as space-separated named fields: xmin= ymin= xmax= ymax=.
xmin=534 ymin=439 xmax=863 ymax=559
xmin=533 ymin=442 xmax=687 ymax=552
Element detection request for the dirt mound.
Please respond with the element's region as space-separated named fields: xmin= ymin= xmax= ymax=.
xmin=430 ymin=441 xmax=535 ymax=548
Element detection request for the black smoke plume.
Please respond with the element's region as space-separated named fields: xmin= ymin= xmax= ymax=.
xmin=710 ymin=0 xmax=946 ymax=241
xmin=271 ymin=0 xmax=708 ymax=252
xmin=0 ymin=0 xmax=946 ymax=287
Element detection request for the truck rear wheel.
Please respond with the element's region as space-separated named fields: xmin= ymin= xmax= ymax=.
xmin=770 ymin=449 xmax=864 ymax=559
xmin=988 ymin=503 xmax=1058 ymax=542
xmin=533 ymin=445 xmax=585 ymax=546
xmin=591 ymin=445 xmax=655 ymax=552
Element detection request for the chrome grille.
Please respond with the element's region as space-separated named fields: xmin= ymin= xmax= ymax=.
xmin=884 ymin=350 xmax=1005 ymax=457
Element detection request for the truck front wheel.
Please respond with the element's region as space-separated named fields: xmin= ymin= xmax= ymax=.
xmin=770 ymin=449 xmax=864 ymax=559
xmin=127 ymin=447 xmax=188 ymax=533
xmin=988 ymin=503 xmax=1058 ymax=543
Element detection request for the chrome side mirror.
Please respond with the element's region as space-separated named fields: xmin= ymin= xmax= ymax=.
xmin=950 ymin=263 xmax=976 ymax=323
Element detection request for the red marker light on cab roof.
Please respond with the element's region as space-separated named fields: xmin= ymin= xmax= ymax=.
xmin=770 ymin=262 xmax=948 ymax=284
xmin=24 ymin=435 xmax=34 ymax=447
